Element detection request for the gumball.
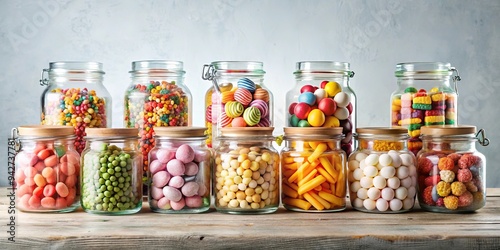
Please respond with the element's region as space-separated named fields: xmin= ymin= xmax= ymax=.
xmin=340 ymin=119 xmax=352 ymax=134
xmin=307 ymin=109 xmax=326 ymax=127
xmin=333 ymin=92 xmax=350 ymax=107
xmin=231 ymin=117 xmax=247 ymax=127
xmin=290 ymin=114 xmax=300 ymax=127
xmin=294 ymin=102 xmax=311 ymax=120
xmin=298 ymin=92 xmax=316 ymax=106
xmin=317 ymin=98 xmax=337 ymax=116
xmin=346 ymin=102 xmax=353 ymax=114
xmin=322 ymin=116 xmax=340 ymax=127
xmin=334 ymin=107 xmax=349 ymax=120
xmin=298 ymin=120 xmax=311 ymax=127
xmin=313 ymin=88 xmax=327 ymax=104
xmin=300 ymin=84 xmax=316 ymax=93
xmin=320 ymin=81 xmax=329 ymax=89
xmin=288 ymin=102 xmax=297 ymax=115
xmin=324 ymin=81 xmax=342 ymax=97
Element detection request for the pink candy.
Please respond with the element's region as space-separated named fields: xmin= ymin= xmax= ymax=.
xmin=175 ymin=144 xmax=195 ymax=163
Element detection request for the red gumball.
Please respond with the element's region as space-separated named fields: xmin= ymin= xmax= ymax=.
xmin=294 ymin=102 xmax=311 ymax=120
xmin=288 ymin=102 xmax=297 ymax=115
xmin=300 ymin=85 xmax=316 ymax=93
xmin=317 ymin=98 xmax=337 ymax=116
xmin=320 ymin=81 xmax=329 ymax=89
xmin=346 ymin=102 xmax=353 ymax=114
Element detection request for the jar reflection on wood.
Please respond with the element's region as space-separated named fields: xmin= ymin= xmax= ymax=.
xmin=390 ymin=62 xmax=460 ymax=155
xmin=416 ymin=125 xmax=489 ymax=213
xmin=148 ymin=127 xmax=211 ymax=213
xmin=348 ymin=127 xmax=417 ymax=213
xmin=213 ymin=127 xmax=279 ymax=214
xmin=81 ymin=128 xmax=142 ymax=215
xmin=40 ymin=61 xmax=111 ymax=154
xmin=281 ymin=127 xmax=347 ymax=212
xmin=14 ymin=125 xmax=80 ymax=212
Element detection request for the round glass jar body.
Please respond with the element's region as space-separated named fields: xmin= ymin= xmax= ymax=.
xmin=390 ymin=62 xmax=460 ymax=155
xmin=80 ymin=128 xmax=142 ymax=215
xmin=14 ymin=125 xmax=80 ymax=212
xmin=124 ymin=60 xmax=192 ymax=182
xmin=348 ymin=127 xmax=417 ymax=213
xmin=40 ymin=61 xmax=111 ymax=154
xmin=286 ymin=61 xmax=356 ymax=155
xmin=416 ymin=125 xmax=487 ymax=213
xmin=281 ymin=127 xmax=347 ymax=212
xmin=148 ymin=127 xmax=211 ymax=213
xmin=203 ymin=61 xmax=273 ymax=148
xmin=213 ymin=127 xmax=279 ymax=214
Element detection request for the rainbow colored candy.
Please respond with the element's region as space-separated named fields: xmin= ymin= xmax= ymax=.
xmin=124 ymin=80 xmax=189 ymax=173
xmin=42 ymin=87 xmax=107 ymax=154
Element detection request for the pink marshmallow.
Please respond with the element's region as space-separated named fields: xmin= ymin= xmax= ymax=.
xmin=152 ymin=171 xmax=171 ymax=188
xmin=166 ymin=159 xmax=185 ymax=176
xmin=168 ymin=176 xmax=185 ymax=189
xmin=184 ymin=162 xmax=199 ymax=176
xmin=175 ymin=144 xmax=195 ymax=163
xmin=163 ymin=186 xmax=182 ymax=202
xmin=150 ymin=186 xmax=164 ymax=200
xmin=181 ymin=182 xmax=199 ymax=197
xmin=156 ymin=148 xmax=174 ymax=164
xmin=185 ymin=195 xmax=203 ymax=208
xmin=170 ymin=197 xmax=185 ymax=210
xmin=149 ymin=160 xmax=166 ymax=175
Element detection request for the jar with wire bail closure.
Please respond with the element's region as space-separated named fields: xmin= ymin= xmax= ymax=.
xmin=281 ymin=127 xmax=347 ymax=212
xmin=416 ymin=125 xmax=489 ymax=213
xmin=348 ymin=127 xmax=417 ymax=213
xmin=148 ymin=127 xmax=211 ymax=213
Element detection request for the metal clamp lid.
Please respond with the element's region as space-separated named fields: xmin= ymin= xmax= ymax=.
xmin=451 ymin=67 xmax=461 ymax=95
xmin=202 ymin=64 xmax=221 ymax=93
xmin=40 ymin=68 xmax=49 ymax=86
xmin=476 ymin=128 xmax=490 ymax=146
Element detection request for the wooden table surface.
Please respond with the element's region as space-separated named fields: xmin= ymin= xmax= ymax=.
xmin=1 ymin=188 xmax=499 ymax=249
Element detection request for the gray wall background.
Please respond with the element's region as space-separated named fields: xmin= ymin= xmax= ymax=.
xmin=1 ymin=0 xmax=499 ymax=187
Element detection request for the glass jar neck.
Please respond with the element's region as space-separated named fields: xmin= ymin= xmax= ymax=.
xmin=294 ymin=61 xmax=352 ymax=87
xmin=421 ymin=135 xmax=477 ymax=152
xmin=155 ymin=137 xmax=206 ymax=147
xmin=212 ymin=61 xmax=265 ymax=78
xmin=47 ymin=61 xmax=104 ymax=83
xmin=130 ymin=60 xmax=185 ymax=78
xmin=356 ymin=135 xmax=408 ymax=151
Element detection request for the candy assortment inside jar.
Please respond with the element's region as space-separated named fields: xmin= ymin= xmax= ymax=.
xmin=202 ymin=61 xmax=273 ymax=148
xmin=390 ymin=62 xmax=460 ymax=155
xmin=148 ymin=127 xmax=211 ymax=213
xmin=286 ymin=61 xmax=356 ymax=155
xmin=14 ymin=126 xmax=80 ymax=212
xmin=281 ymin=127 xmax=347 ymax=212
xmin=124 ymin=60 xmax=192 ymax=181
xmin=40 ymin=62 xmax=111 ymax=154
xmin=416 ymin=125 xmax=488 ymax=213
xmin=214 ymin=127 xmax=279 ymax=214
xmin=81 ymin=128 xmax=142 ymax=215
xmin=348 ymin=127 xmax=417 ymax=213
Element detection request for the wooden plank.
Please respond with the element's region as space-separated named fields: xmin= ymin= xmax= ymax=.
xmin=1 ymin=188 xmax=500 ymax=249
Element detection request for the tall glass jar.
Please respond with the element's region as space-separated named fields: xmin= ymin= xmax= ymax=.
xmin=281 ymin=127 xmax=347 ymax=212
xmin=124 ymin=60 xmax=192 ymax=185
xmin=148 ymin=127 xmax=211 ymax=213
xmin=390 ymin=62 xmax=461 ymax=155
xmin=80 ymin=128 xmax=142 ymax=215
xmin=286 ymin=61 xmax=356 ymax=155
xmin=348 ymin=127 xmax=417 ymax=213
xmin=14 ymin=125 xmax=80 ymax=212
xmin=202 ymin=61 xmax=273 ymax=148
xmin=416 ymin=125 xmax=489 ymax=213
xmin=40 ymin=61 xmax=111 ymax=154
xmin=213 ymin=127 xmax=279 ymax=214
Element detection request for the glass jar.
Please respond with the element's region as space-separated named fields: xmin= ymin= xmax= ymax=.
xmin=124 ymin=60 xmax=192 ymax=185
xmin=14 ymin=125 xmax=80 ymax=212
xmin=348 ymin=127 xmax=417 ymax=213
xmin=416 ymin=125 xmax=489 ymax=213
xmin=281 ymin=127 xmax=347 ymax=212
xmin=286 ymin=61 xmax=356 ymax=156
xmin=80 ymin=128 xmax=142 ymax=215
xmin=213 ymin=127 xmax=279 ymax=214
xmin=202 ymin=61 xmax=273 ymax=148
xmin=390 ymin=62 xmax=461 ymax=155
xmin=40 ymin=61 xmax=111 ymax=154
xmin=148 ymin=127 xmax=211 ymax=213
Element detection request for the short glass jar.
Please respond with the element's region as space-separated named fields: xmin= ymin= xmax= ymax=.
xmin=213 ymin=127 xmax=279 ymax=214
xmin=124 ymin=60 xmax=192 ymax=183
xmin=202 ymin=61 xmax=273 ymax=148
xmin=348 ymin=127 xmax=417 ymax=213
xmin=148 ymin=127 xmax=211 ymax=213
xmin=390 ymin=62 xmax=460 ymax=155
xmin=14 ymin=125 xmax=80 ymax=212
xmin=80 ymin=128 xmax=142 ymax=215
xmin=416 ymin=125 xmax=489 ymax=213
xmin=281 ymin=127 xmax=347 ymax=212
xmin=286 ymin=61 xmax=356 ymax=155
xmin=40 ymin=62 xmax=111 ymax=154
